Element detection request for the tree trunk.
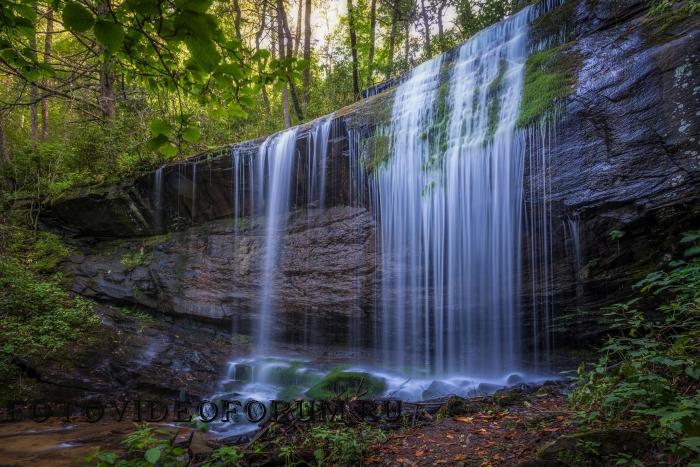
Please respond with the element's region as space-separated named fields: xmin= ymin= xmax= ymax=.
xmin=420 ymin=0 xmax=431 ymax=58
xmin=29 ymin=25 xmax=38 ymax=149
xmin=279 ymin=0 xmax=304 ymax=121
xmin=302 ymin=0 xmax=311 ymax=105
xmin=276 ymin=0 xmax=291 ymax=127
xmin=41 ymin=8 xmax=53 ymax=141
xmin=294 ymin=0 xmax=302 ymax=54
xmin=437 ymin=1 xmax=445 ymax=38
xmin=232 ymin=0 xmax=242 ymax=41
xmin=255 ymin=0 xmax=271 ymax=111
xmin=0 ymin=78 xmax=8 ymax=164
xmin=346 ymin=0 xmax=360 ymax=98
xmin=366 ymin=0 xmax=377 ymax=85
xmin=404 ymin=18 xmax=410 ymax=67
xmin=96 ymin=2 xmax=116 ymax=119
xmin=387 ymin=1 xmax=400 ymax=78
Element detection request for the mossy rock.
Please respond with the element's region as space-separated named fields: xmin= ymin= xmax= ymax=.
xmin=305 ymin=371 xmax=386 ymax=400
xmin=277 ymin=385 xmax=305 ymax=401
xmin=517 ymin=45 xmax=581 ymax=128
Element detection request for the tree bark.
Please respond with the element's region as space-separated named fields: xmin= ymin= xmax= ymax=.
xmin=96 ymin=2 xmax=116 ymax=119
xmin=346 ymin=0 xmax=360 ymax=98
xmin=41 ymin=8 xmax=53 ymax=141
xmin=255 ymin=0 xmax=271 ymax=111
xmin=420 ymin=0 xmax=431 ymax=58
xmin=294 ymin=0 xmax=302 ymax=54
xmin=302 ymin=0 xmax=311 ymax=105
xmin=387 ymin=0 xmax=400 ymax=78
xmin=404 ymin=17 xmax=410 ymax=68
xmin=232 ymin=0 xmax=242 ymax=41
xmin=279 ymin=0 xmax=304 ymax=121
xmin=29 ymin=18 xmax=38 ymax=149
xmin=276 ymin=0 xmax=291 ymax=127
xmin=366 ymin=0 xmax=377 ymax=85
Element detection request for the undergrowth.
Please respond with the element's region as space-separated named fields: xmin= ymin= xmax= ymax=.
xmin=0 ymin=221 xmax=98 ymax=400
xmin=570 ymin=231 xmax=700 ymax=464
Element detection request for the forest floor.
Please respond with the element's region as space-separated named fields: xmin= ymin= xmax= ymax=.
xmin=364 ymin=388 xmax=574 ymax=466
xmin=0 ymin=380 xmax=663 ymax=466
xmin=0 ymin=383 xmax=583 ymax=466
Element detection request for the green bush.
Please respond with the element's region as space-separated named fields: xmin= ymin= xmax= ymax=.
xmin=0 ymin=258 xmax=99 ymax=399
xmin=305 ymin=424 xmax=386 ymax=466
xmin=92 ymin=423 xmax=187 ymax=466
xmin=570 ymin=231 xmax=700 ymax=463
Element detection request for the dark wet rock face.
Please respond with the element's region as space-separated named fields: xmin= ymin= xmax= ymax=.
xmin=12 ymin=305 xmax=243 ymax=402
xmin=42 ymin=0 xmax=700 ymax=367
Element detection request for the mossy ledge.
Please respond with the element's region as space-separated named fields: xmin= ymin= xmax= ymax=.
xmin=305 ymin=370 xmax=386 ymax=400
xmin=516 ymin=45 xmax=581 ymax=128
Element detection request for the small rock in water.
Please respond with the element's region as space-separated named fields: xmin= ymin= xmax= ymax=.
xmin=475 ymin=382 xmax=505 ymax=394
xmin=233 ymin=364 xmax=252 ymax=382
xmin=422 ymin=380 xmax=460 ymax=400
xmin=506 ymin=373 xmax=524 ymax=385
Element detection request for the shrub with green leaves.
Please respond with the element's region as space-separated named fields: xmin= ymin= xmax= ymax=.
xmin=304 ymin=424 xmax=386 ymax=466
xmin=92 ymin=423 xmax=187 ymax=466
xmin=570 ymin=231 xmax=700 ymax=463
xmin=0 ymin=257 xmax=99 ymax=399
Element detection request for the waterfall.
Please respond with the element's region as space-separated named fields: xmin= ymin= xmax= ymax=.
xmin=307 ymin=115 xmax=333 ymax=209
xmin=370 ymin=6 xmax=536 ymax=377
xmin=153 ymin=167 xmax=164 ymax=232
xmin=255 ymin=128 xmax=299 ymax=354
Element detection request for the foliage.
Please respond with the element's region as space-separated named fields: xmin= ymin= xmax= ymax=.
xmin=92 ymin=423 xmax=187 ymax=466
xmin=203 ymin=446 xmax=244 ymax=466
xmin=0 ymin=256 xmax=99 ymax=399
xmin=304 ymin=424 xmax=386 ymax=466
xmin=570 ymin=231 xmax=700 ymax=464
xmin=121 ymin=250 xmax=149 ymax=269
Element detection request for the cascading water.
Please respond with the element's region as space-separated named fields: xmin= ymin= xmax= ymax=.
xmin=371 ymin=6 xmax=533 ymax=377
xmin=153 ymin=167 xmax=164 ymax=232
xmin=254 ymin=128 xmax=299 ymax=354
xmin=207 ymin=4 xmax=563 ymax=426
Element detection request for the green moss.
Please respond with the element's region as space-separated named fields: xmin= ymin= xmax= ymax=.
xmin=517 ymin=46 xmax=580 ymax=128
xmin=531 ymin=0 xmax=579 ymax=43
xmin=643 ymin=2 xmax=700 ymax=44
xmin=486 ymin=59 xmax=507 ymax=139
xmin=360 ymin=132 xmax=392 ymax=172
xmin=305 ymin=370 xmax=386 ymax=400
xmin=120 ymin=250 xmax=150 ymax=269
xmin=1 ymin=225 xmax=71 ymax=274
xmin=277 ymin=385 xmax=304 ymax=401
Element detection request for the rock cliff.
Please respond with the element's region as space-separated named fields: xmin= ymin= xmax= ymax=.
xmin=42 ymin=0 xmax=700 ymax=364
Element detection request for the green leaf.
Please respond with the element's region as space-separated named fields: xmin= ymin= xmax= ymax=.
xmin=144 ymin=447 xmax=161 ymax=464
xmin=97 ymin=451 xmax=117 ymax=464
xmin=686 ymin=366 xmax=700 ymax=380
xmin=252 ymin=49 xmax=270 ymax=60
xmin=680 ymin=231 xmax=700 ymax=243
xmin=175 ymin=0 xmax=213 ymax=13
xmin=62 ymin=2 xmax=94 ymax=33
xmin=149 ymin=119 xmax=171 ymax=136
xmin=680 ymin=437 xmax=700 ymax=454
xmin=93 ymin=20 xmax=124 ymax=52
xmin=146 ymin=134 xmax=169 ymax=151
xmin=159 ymin=143 xmax=178 ymax=158
xmin=182 ymin=126 xmax=201 ymax=143
xmin=684 ymin=245 xmax=700 ymax=257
